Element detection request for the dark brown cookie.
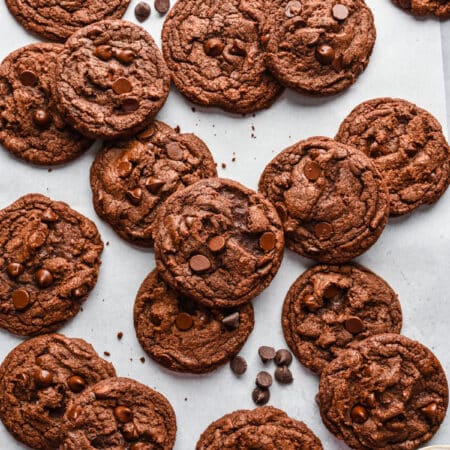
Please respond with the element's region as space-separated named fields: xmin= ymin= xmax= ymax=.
xmin=259 ymin=137 xmax=389 ymax=263
xmin=161 ymin=0 xmax=284 ymax=114
xmin=0 ymin=334 xmax=116 ymax=450
xmin=0 ymin=43 xmax=93 ymax=166
xmin=153 ymin=178 xmax=284 ymax=309
xmin=262 ymin=0 xmax=376 ymax=96
xmin=0 ymin=194 xmax=103 ymax=337
xmin=61 ymin=377 xmax=177 ymax=450
xmin=6 ymin=0 xmax=131 ymax=42
xmin=134 ymin=270 xmax=254 ymax=373
xmin=55 ymin=20 xmax=170 ymax=140
xmin=196 ymin=406 xmax=323 ymax=449
xmin=336 ymin=98 xmax=450 ymax=216
xmin=318 ymin=333 xmax=449 ymax=449
xmin=90 ymin=121 xmax=217 ymax=247
xmin=282 ymin=264 xmax=402 ymax=375
xmin=392 ymin=0 xmax=450 ymax=18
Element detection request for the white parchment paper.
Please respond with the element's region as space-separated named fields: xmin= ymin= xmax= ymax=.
xmin=0 ymin=0 xmax=449 ymax=448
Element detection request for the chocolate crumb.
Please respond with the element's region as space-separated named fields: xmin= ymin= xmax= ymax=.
xmin=221 ymin=163 xmax=226 ymax=169
xmin=140 ymin=357 xmax=145 ymax=363
xmin=191 ymin=107 xmax=196 ymax=112
xmin=117 ymin=332 xmax=123 ymax=340
xmin=104 ymin=351 xmax=110 ymax=357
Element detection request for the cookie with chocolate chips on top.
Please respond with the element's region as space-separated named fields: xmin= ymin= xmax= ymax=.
xmin=55 ymin=20 xmax=170 ymax=139
xmin=90 ymin=121 xmax=217 ymax=247
xmin=392 ymin=0 xmax=450 ymax=18
xmin=153 ymin=178 xmax=284 ymax=309
xmin=0 ymin=334 xmax=115 ymax=450
xmin=0 ymin=194 xmax=103 ymax=336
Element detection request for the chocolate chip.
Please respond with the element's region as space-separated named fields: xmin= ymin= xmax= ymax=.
xmin=314 ymin=222 xmax=333 ymax=239
xmin=145 ymin=177 xmax=165 ymax=194
xmin=275 ymin=366 xmax=293 ymax=384
xmin=126 ymin=188 xmax=143 ymax=205
xmin=166 ymin=142 xmax=184 ymax=160
xmin=67 ymin=375 xmax=86 ymax=393
xmin=208 ymin=236 xmax=226 ymax=253
xmin=20 ymin=70 xmax=38 ymax=87
xmin=303 ymin=294 xmax=321 ymax=311
xmin=189 ymin=254 xmax=211 ymax=273
xmin=285 ymin=0 xmax=302 ymax=17
xmin=332 ymin=4 xmax=349 ymax=20
xmin=135 ymin=1 xmax=151 ymax=21
xmin=41 ymin=208 xmax=59 ymax=223
xmin=122 ymin=98 xmax=139 ymax=113
xmin=7 ymin=262 xmax=24 ymax=278
xmin=258 ymin=346 xmax=276 ymax=363
xmin=323 ymin=284 xmax=341 ymax=299
xmin=304 ymin=161 xmax=322 ymax=181
xmin=154 ymin=0 xmax=170 ymax=14
xmin=72 ymin=287 xmax=84 ymax=298
xmin=12 ymin=289 xmax=30 ymax=311
xmin=117 ymin=160 xmax=133 ymax=178
xmin=315 ymin=44 xmax=335 ymax=65
xmin=252 ymin=387 xmax=270 ymax=405
xmin=275 ymin=349 xmax=292 ymax=366
xmin=115 ymin=49 xmax=135 ymax=64
xmin=94 ymin=45 xmax=113 ymax=60
xmin=34 ymin=369 xmax=53 ymax=388
xmin=230 ymin=356 xmax=247 ymax=375
xmin=114 ymin=406 xmax=133 ymax=423
xmin=421 ymin=402 xmax=438 ymax=420
xmin=256 ymin=371 xmax=273 ymax=389
xmin=222 ymin=312 xmax=240 ymax=329
xmin=175 ymin=312 xmax=193 ymax=331
xmin=33 ymin=109 xmax=51 ymax=127
xmin=204 ymin=38 xmax=225 ymax=57
xmin=351 ymin=405 xmax=369 ymax=423
xmin=259 ymin=232 xmax=276 ymax=251
xmin=344 ymin=316 xmax=364 ymax=334
xmin=35 ymin=269 xmax=54 ymax=288
xmin=112 ymin=77 xmax=132 ymax=94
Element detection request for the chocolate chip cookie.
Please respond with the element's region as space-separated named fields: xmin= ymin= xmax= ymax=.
xmin=196 ymin=406 xmax=323 ymax=449
xmin=55 ymin=20 xmax=170 ymax=139
xmin=258 ymin=137 xmax=389 ymax=263
xmin=0 ymin=43 xmax=93 ymax=166
xmin=336 ymin=98 xmax=450 ymax=216
xmin=134 ymin=270 xmax=254 ymax=373
xmin=161 ymin=0 xmax=284 ymax=114
xmin=62 ymin=377 xmax=177 ymax=450
xmin=6 ymin=0 xmax=131 ymax=42
xmin=262 ymin=0 xmax=376 ymax=96
xmin=0 ymin=194 xmax=103 ymax=336
xmin=282 ymin=264 xmax=402 ymax=374
xmin=318 ymin=333 xmax=449 ymax=449
xmin=0 ymin=334 xmax=115 ymax=450
xmin=90 ymin=121 xmax=217 ymax=247
xmin=153 ymin=178 xmax=284 ymax=309
xmin=392 ymin=0 xmax=450 ymax=18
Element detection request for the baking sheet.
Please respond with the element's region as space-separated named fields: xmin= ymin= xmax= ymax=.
xmin=0 ymin=0 xmax=449 ymax=448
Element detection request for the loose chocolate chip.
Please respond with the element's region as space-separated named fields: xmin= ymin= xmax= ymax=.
xmin=12 ymin=289 xmax=30 ymax=311
xmin=259 ymin=232 xmax=276 ymax=251
xmin=33 ymin=109 xmax=51 ymax=127
xmin=114 ymin=406 xmax=133 ymax=423
xmin=230 ymin=356 xmax=247 ymax=375
xmin=20 ymin=70 xmax=38 ymax=87
xmin=117 ymin=160 xmax=133 ymax=178
xmin=112 ymin=77 xmax=133 ymax=95
xmin=275 ymin=349 xmax=293 ymax=366
xmin=323 ymin=284 xmax=341 ymax=299
xmin=315 ymin=44 xmax=335 ymax=65
xmin=222 ymin=312 xmax=240 ymax=329
xmin=351 ymin=405 xmax=369 ymax=423
xmin=314 ymin=222 xmax=333 ymax=239
xmin=304 ymin=161 xmax=322 ymax=181
xmin=35 ymin=269 xmax=54 ymax=288
xmin=34 ymin=369 xmax=53 ymax=388
xmin=115 ymin=49 xmax=135 ymax=64
xmin=258 ymin=346 xmax=276 ymax=363
xmin=166 ymin=142 xmax=184 ymax=160
xmin=285 ymin=0 xmax=302 ymax=17
xmin=67 ymin=375 xmax=86 ymax=393
xmin=7 ymin=262 xmax=24 ymax=278
xmin=122 ymin=98 xmax=139 ymax=113
xmin=145 ymin=177 xmax=165 ymax=194
xmin=189 ymin=254 xmax=211 ymax=273
xmin=332 ymin=4 xmax=349 ymax=20
xmin=126 ymin=188 xmax=143 ymax=205
xmin=344 ymin=316 xmax=364 ymax=334
xmin=204 ymin=38 xmax=225 ymax=57
xmin=175 ymin=312 xmax=193 ymax=331
xmin=208 ymin=236 xmax=226 ymax=253
xmin=421 ymin=402 xmax=438 ymax=420
xmin=135 ymin=1 xmax=151 ymax=21
xmin=256 ymin=371 xmax=273 ymax=389
xmin=41 ymin=208 xmax=59 ymax=222
xmin=94 ymin=45 xmax=113 ymax=61
xmin=275 ymin=366 xmax=293 ymax=384
xmin=303 ymin=294 xmax=321 ymax=311
xmin=252 ymin=387 xmax=270 ymax=405
xmin=155 ymin=0 xmax=170 ymax=14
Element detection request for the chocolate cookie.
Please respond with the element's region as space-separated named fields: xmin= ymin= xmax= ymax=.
xmin=392 ymin=0 xmax=450 ymax=18
xmin=90 ymin=121 xmax=217 ymax=247
xmin=0 ymin=43 xmax=93 ymax=166
xmin=55 ymin=20 xmax=170 ymax=139
xmin=153 ymin=178 xmax=284 ymax=309
xmin=319 ymin=333 xmax=449 ymax=449
xmin=134 ymin=270 xmax=254 ymax=373
xmin=61 ymin=377 xmax=177 ymax=450
xmin=336 ymin=98 xmax=450 ymax=216
xmin=0 ymin=194 xmax=103 ymax=336
xmin=262 ymin=0 xmax=376 ymax=96
xmin=196 ymin=406 xmax=323 ymax=449
xmin=282 ymin=264 xmax=402 ymax=374
xmin=6 ymin=0 xmax=130 ymax=42
xmin=161 ymin=0 xmax=284 ymax=114
xmin=0 ymin=334 xmax=116 ymax=450
xmin=258 ymin=137 xmax=389 ymax=263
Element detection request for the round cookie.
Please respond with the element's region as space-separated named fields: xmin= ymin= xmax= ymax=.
xmin=0 ymin=43 xmax=93 ymax=166
xmin=282 ymin=264 xmax=402 ymax=375
xmin=258 ymin=137 xmax=389 ymax=263
xmin=336 ymin=98 xmax=450 ymax=216
xmin=318 ymin=333 xmax=449 ymax=449
xmin=262 ymin=0 xmax=376 ymax=96
xmin=153 ymin=178 xmax=284 ymax=309
xmin=161 ymin=0 xmax=284 ymax=114
xmin=61 ymin=377 xmax=177 ymax=450
xmin=90 ymin=121 xmax=217 ymax=247
xmin=392 ymin=0 xmax=450 ymax=18
xmin=5 ymin=0 xmax=130 ymax=42
xmin=196 ymin=406 xmax=323 ymax=449
xmin=0 ymin=334 xmax=116 ymax=450
xmin=55 ymin=20 xmax=170 ymax=140
xmin=0 ymin=194 xmax=103 ymax=336
xmin=134 ymin=270 xmax=254 ymax=373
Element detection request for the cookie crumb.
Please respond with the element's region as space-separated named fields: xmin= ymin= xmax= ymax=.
xmin=104 ymin=351 xmax=110 ymax=357
xmin=174 ymin=125 xmax=180 ymax=133
xmin=117 ymin=332 xmax=123 ymax=340
xmin=221 ymin=163 xmax=226 ymax=169
xmin=191 ymin=107 xmax=196 ymax=112
xmin=106 ymin=241 xmax=110 ymax=246
xmin=47 ymin=168 xmax=52 ymax=173
xmin=140 ymin=357 xmax=145 ymax=363
xmin=232 ymin=157 xmax=236 ymax=162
